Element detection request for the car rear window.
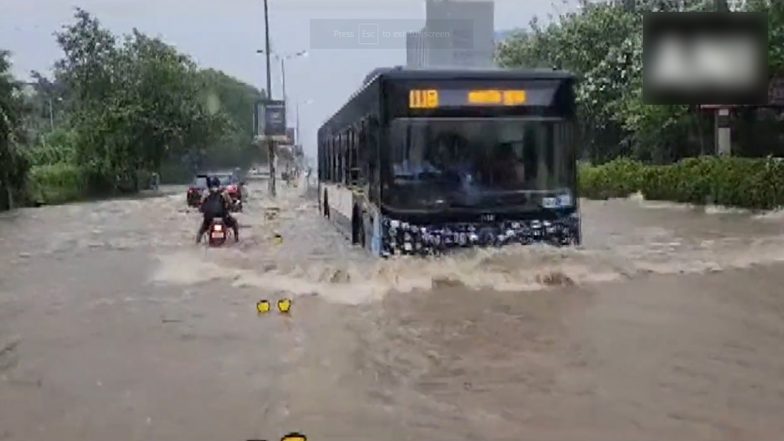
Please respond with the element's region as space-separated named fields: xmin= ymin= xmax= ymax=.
xmin=194 ymin=177 xmax=208 ymax=188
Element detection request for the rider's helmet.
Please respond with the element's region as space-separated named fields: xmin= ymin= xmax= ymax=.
xmin=207 ymin=176 xmax=221 ymax=193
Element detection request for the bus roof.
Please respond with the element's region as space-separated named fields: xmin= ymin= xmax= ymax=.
xmin=367 ymin=66 xmax=575 ymax=83
xmin=319 ymin=67 xmax=576 ymax=135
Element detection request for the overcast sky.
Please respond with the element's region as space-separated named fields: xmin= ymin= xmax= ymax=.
xmin=1 ymin=0 xmax=579 ymax=159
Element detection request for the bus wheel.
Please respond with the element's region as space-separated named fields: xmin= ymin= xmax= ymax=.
xmin=323 ymin=191 xmax=330 ymax=218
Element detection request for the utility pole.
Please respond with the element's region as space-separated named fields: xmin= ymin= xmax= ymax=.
xmin=263 ymin=0 xmax=276 ymax=197
xmin=281 ymin=58 xmax=287 ymax=104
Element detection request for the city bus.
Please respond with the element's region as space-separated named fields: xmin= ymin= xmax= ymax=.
xmin=317 ymin=67 xmax=580 ymax=256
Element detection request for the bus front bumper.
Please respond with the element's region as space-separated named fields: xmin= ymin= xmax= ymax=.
xmin=380 ymin=214 xmax=581 ymax=256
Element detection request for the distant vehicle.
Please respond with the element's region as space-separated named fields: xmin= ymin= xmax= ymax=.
xmin=209 ymin=172 xmax=244 ymax=211
xmin=318 ymin=67 xmax=580 ymax=256
xmin=187 ymin=174 xmax=209 ymax=207
xmin=186 ymin=171 xmax=244 ymax=209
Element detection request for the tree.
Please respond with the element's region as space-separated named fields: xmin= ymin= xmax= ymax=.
xmin=496 ymin=0 xmax=753 ymax=164
xmin=194 ymin=69 xmax=266 ymax=168
xmin=0 ymin=50 xmax=30 ymax=209
xmin=51 ymin=9 xmax=234 ymax=192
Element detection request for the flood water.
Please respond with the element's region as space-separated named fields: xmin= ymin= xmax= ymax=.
xmin=1 ymin=178 xmax=784 ymax=441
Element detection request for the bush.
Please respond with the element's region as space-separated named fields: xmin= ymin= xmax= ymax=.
xmin=579 ymin=156 xmax=784 ymax=210
xmin=26 ymin=163 xmax=86 ymax=205
xmin=578 ymin=158 xmax=644 ymax=199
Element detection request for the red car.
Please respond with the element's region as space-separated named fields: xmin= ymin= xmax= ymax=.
xmin=186 ymin=174 xmax=209 ymax=207
xmin=187 ymin=172 xmax=244 ymax=210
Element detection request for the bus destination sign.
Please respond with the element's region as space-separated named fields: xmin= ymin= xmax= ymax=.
xmin=409 ymin=88 xmax=528 ymax=109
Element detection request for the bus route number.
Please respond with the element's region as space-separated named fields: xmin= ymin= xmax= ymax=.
xmin=409 ymin=89 xmax=439 ymax=109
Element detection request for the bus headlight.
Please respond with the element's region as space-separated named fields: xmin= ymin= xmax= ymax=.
xmin=557 ymin=192 xmax=574 ymax=207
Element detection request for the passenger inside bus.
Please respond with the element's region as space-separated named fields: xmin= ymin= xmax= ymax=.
xmin=489 ymin=143 xmax=524 ymax=188
xmin=432 ymin=134 xmax=474 ymax=186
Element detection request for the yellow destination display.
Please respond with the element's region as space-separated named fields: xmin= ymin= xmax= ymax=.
xmin=408 ymin=88 xmax=528 ymax=108
xmin=467 ymin=89 xmax=527 ymax=105
xmin=468 ymin=89 xmax=502 ymax=104
xmin=502 ymin=89 xmax=527 ymax=105
xmin=409 ymin=89 xmax=439 ymax=108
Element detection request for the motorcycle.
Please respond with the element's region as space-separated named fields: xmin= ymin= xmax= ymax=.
xmin=205 ymin=218 xmax=231 ymax=247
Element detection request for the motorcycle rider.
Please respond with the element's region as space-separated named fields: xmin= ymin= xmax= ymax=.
xmin=196 ymin=176 xmax=239 ymax=243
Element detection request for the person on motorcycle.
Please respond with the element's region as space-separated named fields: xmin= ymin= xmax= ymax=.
xmin=196 ymin=176 xmax=239 ymax=243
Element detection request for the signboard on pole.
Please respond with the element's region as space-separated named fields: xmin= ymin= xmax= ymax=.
xmin=254 ymin=99 xmax=287 ymax=141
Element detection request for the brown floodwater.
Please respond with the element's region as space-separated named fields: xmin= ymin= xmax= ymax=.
xmin=1 ymin=179 xmax=783 ymax=441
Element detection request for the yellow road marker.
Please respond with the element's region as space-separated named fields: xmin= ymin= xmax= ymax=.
xmin=256 ymin=300 xmax=271 ymax=313
xmin=281 ymin=432 xmax=306 ymax=441
xmin=277 ymin=298 xmax=292 ymax=313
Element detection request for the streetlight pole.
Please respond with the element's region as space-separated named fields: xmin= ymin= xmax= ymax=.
xmin=256 ymin=46 xmax=307 ymax=197
xmin=263 ymin=0 xmax=276 ymax=197
xmin=281 ymin=57 xmax=286 ymax=105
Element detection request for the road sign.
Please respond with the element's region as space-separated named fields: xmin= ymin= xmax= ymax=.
xmin=255 ymin=100 xmax=287 ymax=137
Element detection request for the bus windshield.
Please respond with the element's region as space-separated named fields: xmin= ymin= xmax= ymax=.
xmin=385 ymin=117 xmax=575 ymax=211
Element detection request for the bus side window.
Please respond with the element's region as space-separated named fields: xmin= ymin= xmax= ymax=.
xmin=367 ymin=116 xmax=380 ymax=203
xmin=346 ymin=128 xmax=353 ymax=185
xmin=342 ymin=131 xmax=348 ymax=185
xmin=335 ymin=134 xmax=340 ymax=182
xmin=358 ymin=120 xmax=368 ymax=187
xmin=339 ymin=130 xmax=348 ymax=184
xmin=323 ymin=138 xmax=328 ymax=182
xmin=330 ymin=136 xmax=336 ymax=182
xmin=326 ymin=138 xmax=331 ymax=182
xmin=351 ymin=127 xmax=359 ymax=185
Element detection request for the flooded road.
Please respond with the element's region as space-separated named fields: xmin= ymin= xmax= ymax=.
xmin=1 ymin=180 xmax=784 ymax=441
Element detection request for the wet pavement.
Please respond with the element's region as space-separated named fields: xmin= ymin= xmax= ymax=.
xmin=1 ymin=180 xmax=784 ymax=440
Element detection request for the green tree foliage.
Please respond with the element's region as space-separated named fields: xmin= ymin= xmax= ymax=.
xmin=1 ymin=8 xmax=266 ymax=206
xmin=193 ymin=69 xmax=267 ymax=169
xmin=744 ymin=0 xmax=784 ymax=74
xmin=51 ymin=10 xmax=234 ymax=192
xmin=0 ymin=50 xmax=30 ymax=209
xmin=497 ymin=0 xmax=779 ymax=164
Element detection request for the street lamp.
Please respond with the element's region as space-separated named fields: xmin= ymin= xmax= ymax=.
xmin=256 ymin=49 xmax=308 ymax=102
xmin=255 ymin=47 xmax=307 ymax=197
xmin=259 ymin=0 xmax=275 ymax=196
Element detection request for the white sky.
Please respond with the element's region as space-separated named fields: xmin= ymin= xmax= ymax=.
xmin=1 ymin=0 xmax=579 ymax=158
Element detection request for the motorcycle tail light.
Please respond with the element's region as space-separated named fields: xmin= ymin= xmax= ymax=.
xmin=214 ymin=225 xmax=223 ymax=231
